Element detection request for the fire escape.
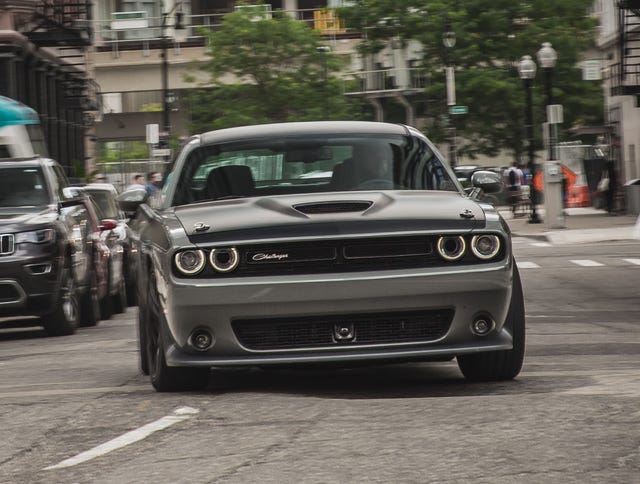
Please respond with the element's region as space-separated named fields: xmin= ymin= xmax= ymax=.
xmin=23 ymin=0 xmax=99 ymax=112
xmin=614 ymin=0 xmax=640 ymax=102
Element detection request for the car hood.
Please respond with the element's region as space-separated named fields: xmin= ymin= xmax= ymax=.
xmin=0 ymin=206 xmax=57 ymax=231
xmin=173 ymin=191 xmax=489 ymax=244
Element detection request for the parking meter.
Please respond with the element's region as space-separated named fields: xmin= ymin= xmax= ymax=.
xmin=543 ymin=161 xmax=565 ymax=229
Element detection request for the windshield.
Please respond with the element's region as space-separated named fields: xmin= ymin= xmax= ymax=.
xmin=85 ymin=189 xmax=119 ymax=219
xmin=172 ymin=134 xmax=457 ymax=206
xmin=0 ymin=167 xmax=50 ymax=207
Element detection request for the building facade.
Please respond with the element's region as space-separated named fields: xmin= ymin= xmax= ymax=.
xmin=0 ymin=0 xmax=98 ymax=177
xmin=594 ymin=0 xmax=640 ymax=183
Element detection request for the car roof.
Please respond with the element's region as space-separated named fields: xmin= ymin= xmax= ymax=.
xmin=199 ymin=121 xmax=410 ymax=145
xmin=0 ymin=156 xmax=54 ymax=167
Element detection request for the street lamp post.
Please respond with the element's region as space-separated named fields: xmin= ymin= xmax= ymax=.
xmin=160 ymin=2 xmax=185 ymax=136
xmin=518 ymin=54 xmax=541 ymax=224
xmin=443 ymin=16 xmax=457 ymax=167
xmin=317 ymin=46 xmax=331 ymax=119
xmin=537 ymin=42 xmax=557 ymax=161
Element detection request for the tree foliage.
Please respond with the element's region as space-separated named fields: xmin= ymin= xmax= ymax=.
xmin=189 ymin=7 xmax=368 ymax=132
xmin=339 ymin=0 xmax=603 ymax=160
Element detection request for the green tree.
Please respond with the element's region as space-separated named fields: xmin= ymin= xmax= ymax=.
xmin=339 ymin=0 xmax=603 ymax=160
xmin=189 ymin=6 xmax=368 ymax=132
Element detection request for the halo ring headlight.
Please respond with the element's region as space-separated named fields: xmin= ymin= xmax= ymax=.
xmin=175 ymin=249 xmax=206 ymax=275
xmin=471 ymin=235 xmax=501 ymax=260
xmin=209 ymin=247 xmax=240 ymax=273
xmin=437 ymin=235 xmax=466 ymax=261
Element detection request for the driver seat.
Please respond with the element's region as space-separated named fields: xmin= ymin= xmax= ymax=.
xmin=206 ymin=165 xmax=255 ymax=199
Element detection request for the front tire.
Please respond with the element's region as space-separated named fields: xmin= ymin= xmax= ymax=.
xmin=457 ymin=261 xmax=525 ymax=381
xmin=141 ymin=264 xmax=209 ymax=391
xmin=80 ymin=269 xmax=101 ymax=327
xmin=147 ymin=322 xmax=210 ymax=392
xmin=43 ymin=264 xmax=79 ymax=336
xmin=113 ymin=272 xmax=127 ymax=315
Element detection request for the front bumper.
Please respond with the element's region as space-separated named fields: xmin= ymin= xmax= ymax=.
xmin=0 ymin=250 xmax=61 ymax=317
xmin=162 ymin=260 xmax=514 ymax=367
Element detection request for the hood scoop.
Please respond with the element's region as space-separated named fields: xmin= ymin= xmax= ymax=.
xmin=293 ymin=201 xmax=373 ymax=215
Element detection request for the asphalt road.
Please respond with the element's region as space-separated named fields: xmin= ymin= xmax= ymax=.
xmin=1 ymin=238 xmax=639 ymax=483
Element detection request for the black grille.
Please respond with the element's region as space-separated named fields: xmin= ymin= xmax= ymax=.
xmin=232 ymin=309 xmax=454 ymax=350
xmin=0 ymin=234 xmax=15 ymax=255
xmin=293 ymin=201 xmax=373 ymax=214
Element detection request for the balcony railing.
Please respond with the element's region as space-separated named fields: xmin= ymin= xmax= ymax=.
xmin=609 ymin=62 xmax=640 ymax=96
xmin=93 ymin=8 xmax=357 ymax=54
xmin=344 ymin=68 xmax=427 ymax=95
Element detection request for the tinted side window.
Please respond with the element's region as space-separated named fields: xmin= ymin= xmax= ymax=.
xmin=52 ymin=164 xmax=71 ymax=200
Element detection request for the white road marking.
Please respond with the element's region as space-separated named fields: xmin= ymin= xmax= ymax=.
xmin=623 ymin=258 xmax=640 ymax=265
xmin=44 ymin=406 xmax=199 ymax=470
xmin=517 ymin=261 xmax=540 ymax=269
xmin=570 ymin=259 xmax=604 ymax=267
xmin=531 ymin=242 xmax=551 ymax=247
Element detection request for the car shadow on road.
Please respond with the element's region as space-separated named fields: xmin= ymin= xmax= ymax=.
xmin=199 ymin=362 xmax=585 ymax=399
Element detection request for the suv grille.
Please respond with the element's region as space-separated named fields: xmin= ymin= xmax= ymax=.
xmin=0 ymin=234 xmax=15 ymax=256
xmin=232 ymin=309 xmax=454 ymax=350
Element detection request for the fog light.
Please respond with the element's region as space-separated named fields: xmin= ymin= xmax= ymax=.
xmin=190 ymin=329 xmax=214 ymax=351
xmin=471 ymin=315 xmax=495 ymax=336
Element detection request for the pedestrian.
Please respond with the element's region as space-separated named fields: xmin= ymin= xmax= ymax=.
xmin=603 ymin=159 xmax=616 ymax=215
xmin=146 ymin=171 xmax=162 ymax=196
xmin=505 ymin=161 xmax=524 ymax=213
xmin=126 ymin=174 xmax=146 ymax=192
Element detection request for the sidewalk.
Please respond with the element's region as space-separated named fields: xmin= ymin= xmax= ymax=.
xmin=499 ymin=206 xmax=640 ymax=244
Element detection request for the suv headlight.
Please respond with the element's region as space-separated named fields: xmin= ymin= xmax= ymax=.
xmin=15 ymin=228 xmax=55 ymax=244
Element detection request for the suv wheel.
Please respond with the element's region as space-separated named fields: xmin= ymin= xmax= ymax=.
xmin=43 ymin=264 xmax=79 ymax=336
xmin=80 ymin=270 xmax=101 ymax=327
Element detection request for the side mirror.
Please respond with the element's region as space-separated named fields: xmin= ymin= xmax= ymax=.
xmin=470 ymin=170 xmax=503 ymax=194
xmin=100 ymin=219 xmax=118 ymax=231
xmin=117 ymin=189 xmax=147 ymax=219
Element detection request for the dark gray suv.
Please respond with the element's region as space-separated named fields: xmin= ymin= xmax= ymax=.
xmin=0 ymin=158 xmax=103 ymax=335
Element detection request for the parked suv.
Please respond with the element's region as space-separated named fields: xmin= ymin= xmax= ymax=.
xmin=0 ymin=158 xmax=105 ymax=335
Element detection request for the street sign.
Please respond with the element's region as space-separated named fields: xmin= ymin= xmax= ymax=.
xmin=449 ymin=105 xmax=468 ymax=115
xmin=152 ymin=148 xmax=171 ymax=157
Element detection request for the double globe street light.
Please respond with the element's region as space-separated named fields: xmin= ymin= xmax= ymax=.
xmin=537 ymin=42 xmax=558 ymax=162
xmin=517 ymin=54 xmax=541 ymax=224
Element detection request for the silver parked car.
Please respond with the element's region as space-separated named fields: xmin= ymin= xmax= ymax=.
xmin=123 ymin=121 xmax=524 ymax=392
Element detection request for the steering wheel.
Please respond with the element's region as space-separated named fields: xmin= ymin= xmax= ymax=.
xmin=355 ymin=179 xmax=394 ymax=190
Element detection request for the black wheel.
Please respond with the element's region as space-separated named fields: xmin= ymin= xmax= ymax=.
xmin=80 ymin=270 xmax=101 ymax=327
xmin=113 ymin=272 xmax=127 ymax=315
xmin=43 ymin=264 xmax=79 ymax=336
xmin=144 ymin=276 xmax=209 ymax=391
xmin=457 ymin=261 xmax=525 ymax=381
xmin=125 ymin=253 xmax=137 ymax=307
xmin=100 ymin=268 xmax=113 ymax=321
xmin=147 ymin=326 xmax=210 ymax=392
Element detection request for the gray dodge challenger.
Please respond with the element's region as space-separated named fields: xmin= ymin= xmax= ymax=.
xmin=124 ymin=121 xmax=524 ymax=392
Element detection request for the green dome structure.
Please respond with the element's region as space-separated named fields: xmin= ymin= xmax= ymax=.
xmin=0 ymin=96 xmax=39 ymax=128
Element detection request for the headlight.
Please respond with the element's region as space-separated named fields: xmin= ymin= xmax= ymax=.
xmin=471 ymin=235 xmax=501 ymax=260
xmin=209 ymin=247 xmax=239 ymax=273
xmin=15 ymin=228 xmax=55 ymax=244
xmin=174 ymin=249 xmax=206 ymax=275
xmin=436 ymin=236 xmax=466 ymax=261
